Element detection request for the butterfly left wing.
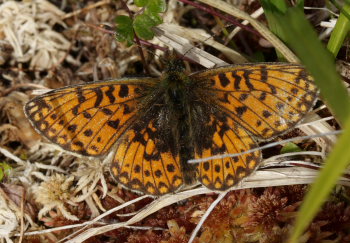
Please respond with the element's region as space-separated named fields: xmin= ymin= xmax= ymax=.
xmin=24 ymin=79 xmax=155 ymax=156
xmin=111 ymin=118 xmax=183 ymax=195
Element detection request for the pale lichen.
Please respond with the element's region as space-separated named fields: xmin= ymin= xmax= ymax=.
xmin=33 ymin=173 xmax=78 ymax=221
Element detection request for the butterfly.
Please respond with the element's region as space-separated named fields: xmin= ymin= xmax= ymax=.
xmin=24 ymin=60 xmax=317 ymax=195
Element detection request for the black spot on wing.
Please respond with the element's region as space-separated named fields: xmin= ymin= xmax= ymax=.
xmin=84 ymin=129 xmax=93 ymax=137
xmin=218 ymin=73 xmax=230 ymax=87
xmin=93 ymin=88 xmax=103 ymax=107
xmin=77 ymin=88 xmax=86 ymax=103
xmin=107 ymin=119 xmax=120 ymax=129
xmin=232 ymin=71 xmax=241 ymax=90
xmin=102 ymin=108 xmax=113 ymax=115
xmin=83 ymin=111 xmax=92 ymax=119
xmin=262 ymin=110 xmax=272 ymax=118
xmin=236 ymin=106 xmax=247 ymax=116
xmin=67 ymin=124 xmax=77 ymax=132
xmin=105 ymin=85 xmax=116 ymax=104
xmin=260 ymin=65 xmax=268 ymax=82
xmin=119 ymin=84 xmax=129 ymax=98
xmin=239 ymin=93 xmax=248 ymax=101
xmin=243 ymin=69 xmax=254 ymax=89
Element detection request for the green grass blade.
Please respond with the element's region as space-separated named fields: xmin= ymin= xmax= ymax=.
xmin=270 ymin=7 xmax=350 ymax=242
xmin=327 ymin=3 xmax=350 ymax=56
xmin=276 ymin=8 xmax=350 ymax=125
xmin=289 ymin=118 xmax=350 ymax=243
xmin=260 ymin=0 xmax=289 ymax=61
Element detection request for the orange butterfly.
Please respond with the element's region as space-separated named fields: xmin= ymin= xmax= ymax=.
xmin=25 ymin=61 xmax=317 ymax=195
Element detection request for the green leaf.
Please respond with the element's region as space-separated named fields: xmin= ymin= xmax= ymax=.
xmin=115 ymin=15 xmax=134 ymax=45
xmin=134 ymin=0 xmax=148 ymax=7
xmin=147 ymin=0 xmax=166 ymax=13
xmin=251 ymin=51 xmax=266 ymax=62
xmin=2 ymin=163 xmax=11 ymax=175
xmin=134 ymin=0 xmax=166 ymax=13
xmin=145 ymin=10 xmax=163 ymax=25
xmin=0 ymin=162 xmax=11 ymax=181
xmin=295 ymin=0 xmax=304 ymax=8
xmin=280 ymin=142 xmax=302 ymax=153
xmin=133 ymin=14 xmax=157 ymax=40
xmin=261 ymin=0 xmax=288 ymax=13
xmin=261 ymin=0 xmax=304 ymax=61
xmin=0 ymin=169 xmax=3 ymax=181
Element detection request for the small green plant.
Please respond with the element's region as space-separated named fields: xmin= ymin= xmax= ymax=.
xmin=0 ymin=162 xmax=12 ymax=181
xmin=116 ymin=0 xmax=166 ymax=45
xmin=280 ymin=142 xmax=302 ymax=154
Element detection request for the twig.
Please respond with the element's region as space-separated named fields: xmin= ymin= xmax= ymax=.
xmin=62 ymin=0 xmax=111 ymax=19
xmin=178 ymin=0 xmax=261 ymax=37
xmin=119 ymin=0 xmax=150 ymax=75
xmin=18 ymin=190 xmax=25 ymax=243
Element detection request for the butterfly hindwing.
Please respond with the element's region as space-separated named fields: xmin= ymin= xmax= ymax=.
xmin=191 ymin=63 xmax=318 ymax=140
xmin=24 ymin=79 xmax=156 ymax=156
xmin=111 ymin=118 xmax=183 ymax=195
xmin=195 ymin=113 xmax=261 ymax=191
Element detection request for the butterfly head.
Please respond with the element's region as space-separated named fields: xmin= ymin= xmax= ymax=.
xmin=164 ymin=58 xmax=185 ymax=73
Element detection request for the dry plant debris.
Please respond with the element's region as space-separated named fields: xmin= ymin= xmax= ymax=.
xmin=0 ymin=0 xmax=348 ymax=243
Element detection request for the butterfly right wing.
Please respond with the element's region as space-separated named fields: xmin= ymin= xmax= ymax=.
xmin=24 ymin=79 xmax=156 ymax=156
xmin=191 ymin=63 xmax=318 ymax=140
xmin=190 ymin=63 xmax=317 ymax=191
xmin=195 ymin=113 xmax=261 ymax=191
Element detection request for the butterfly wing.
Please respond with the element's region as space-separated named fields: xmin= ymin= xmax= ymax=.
xmin=194 ymin=113 xmax=260 ymax=191
xmin=111 ymin=117 xmax=183 ymax=195
xmin=191 ymin=63 xmax=318 ymax=140
xmin=24 ymin=79 xmax=156 ymax=156
xmin=26 ymin=78 xmax=184 ymax=195
xmin=191 ymin=63 xmax=317 ymax=190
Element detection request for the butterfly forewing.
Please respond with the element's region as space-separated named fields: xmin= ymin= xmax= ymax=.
xmin=24 ymin=79 xmax=155 ymax=156
xmin=191 ymin=63 xmax=318 ymax=140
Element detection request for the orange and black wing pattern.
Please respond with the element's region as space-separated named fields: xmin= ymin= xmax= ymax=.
xmin=24 ymin=79 xmax=155 ymax=156
xmin=191 ymin=63 xmax=317 ymax=190
xmin=24 ymin=62 xmax=318 ymax=195
xmin=111 ymin=118 xmax=183 ymax=195
xmin=192 ymin=63 xmax=318 ymax=140
xmin=194 ymin=113 xmax=260 ymax=191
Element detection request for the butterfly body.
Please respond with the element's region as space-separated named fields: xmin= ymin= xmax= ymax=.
xmin=129 ymin=63 xmax=205 ymax=189
xmin=25 ymin=62 xmax=318 ymax=195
